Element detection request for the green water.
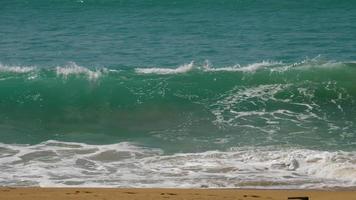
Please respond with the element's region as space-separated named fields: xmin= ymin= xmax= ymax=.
xmin=1 ymin=61 xmax=356 ymax=153
xmin=0 ymin=0 xmax=356 ymax=188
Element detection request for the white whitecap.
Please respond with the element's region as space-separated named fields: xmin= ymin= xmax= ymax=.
xmin=204 ymin=61 xmax=281 ymax=72
xmin=135 ymin=62 xmax=194 ymax=75
xmin=56 ymin=62 xmax=103 ymax=80
xmin=0 ymin=63 xmax=35 ymax=73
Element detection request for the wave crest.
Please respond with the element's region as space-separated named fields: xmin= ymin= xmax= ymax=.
xmin=56 ymin=62 xmax=104 ymax=80
xmin=135 ymin=62 xmax=194 ymax=74
xmin=0 ymin=63 xmax=35 ymax=73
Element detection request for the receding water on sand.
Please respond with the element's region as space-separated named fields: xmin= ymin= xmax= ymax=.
xmin=1 ymin=140 xmax=355 ymax=188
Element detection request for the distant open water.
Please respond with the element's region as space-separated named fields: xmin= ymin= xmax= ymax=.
xmin=0 ymin=0 xmax=355 ymax=188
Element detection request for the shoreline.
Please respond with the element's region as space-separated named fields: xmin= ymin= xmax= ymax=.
xmin=1 ymin=188 xmax=356 ymax=200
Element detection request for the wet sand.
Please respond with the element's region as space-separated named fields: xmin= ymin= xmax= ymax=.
xmin=1 ymin=188 xmax=356 ymax=200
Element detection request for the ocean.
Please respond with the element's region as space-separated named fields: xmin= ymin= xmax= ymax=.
xmin=0 ymin=0 xmax=355 ymax=188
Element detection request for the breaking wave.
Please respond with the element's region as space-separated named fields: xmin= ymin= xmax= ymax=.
xmin=0 ymin=140 xmax=355 ymax=188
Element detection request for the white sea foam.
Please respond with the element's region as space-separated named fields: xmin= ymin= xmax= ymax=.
xmin=211 ymin=84 xmax=297 ymax=126
xmin=0 ymin=58 xmax=350 ymax=78
xmin=280 ymin=56 xmax=349 ymax=72
xmin=204 ymin=61 xmax=281 ymax=72
xmin=0 ymin=140 xmax=355 ymax=188
xmin=0 ymin=64 xmax=35 ymax=73
xmin=0 ymin=62 xmax=109 ymax=81
xmin=56 ymin=62 xmax=104 ymax=80
xmin=204 ymin=59 xmax=347 ymax=73
xmin=207 ymin=82 xmax=343 ymax=140
xmin=135 ymin=61 xmax=281 ymax=75
xmin=135 ymin=62 xmax=194 ymax=74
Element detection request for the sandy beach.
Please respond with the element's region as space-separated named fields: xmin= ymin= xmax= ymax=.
xmin=1 ymin=188 xmax=356 ymax=200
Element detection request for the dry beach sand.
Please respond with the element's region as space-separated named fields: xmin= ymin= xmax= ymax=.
xmin=1 ymin=188 xmax=356 ymax=200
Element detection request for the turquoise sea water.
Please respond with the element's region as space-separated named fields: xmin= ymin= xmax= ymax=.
xmin=0 ymin=0 xmax=355 ymax=188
